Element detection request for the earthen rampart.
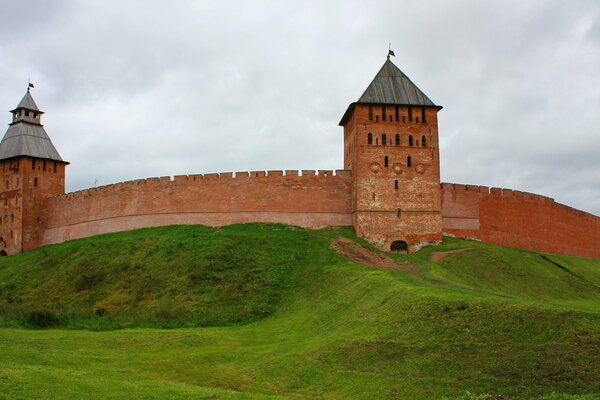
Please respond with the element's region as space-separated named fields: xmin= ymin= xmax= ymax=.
xmin=41 ymin=170 xmax=353 ymax=246
xmin=441 ymin=183 xmax=600 ymax=258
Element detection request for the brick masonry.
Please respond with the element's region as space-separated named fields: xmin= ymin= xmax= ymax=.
xmin=441 ymin=183 xmax=600 ymax=259
xmin=41 ymin=170 xmax=353 ymax=246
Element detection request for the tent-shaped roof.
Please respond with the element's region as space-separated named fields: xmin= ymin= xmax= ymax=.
xmin=339 ymin=58 xmax=441 ymax=125
xmin=0 ymin=91 xmax=65 ymax=162
xmin=11 ymin=90 xmax=41 ymax=113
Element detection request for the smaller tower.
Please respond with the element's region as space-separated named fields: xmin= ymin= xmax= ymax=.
xmin=339 ymin=57 xmax=443 ymax=252
xmin=0 ymin=88 xmax=68 ymax=255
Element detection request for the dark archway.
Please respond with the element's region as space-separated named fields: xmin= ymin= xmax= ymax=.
xmin=0 ymin=250 xmax=7 ymax=256
xmin=390 ymin=240 xmax=408 ymax=252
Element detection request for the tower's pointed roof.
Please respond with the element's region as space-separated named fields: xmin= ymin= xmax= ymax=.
xmin=11 ymin=90 xmax=41 ymax=113
xmin=339 ymin=58 xmax=441 ymax=125
xmin=357 ymin=59 xmax=438 ymax=106
xmin=0 ymin=91 xmax=65 ymax=162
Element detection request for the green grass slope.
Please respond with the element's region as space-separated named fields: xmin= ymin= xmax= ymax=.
xmin=1 ymin=224 xmax=600 ymax=400
xmin=0 ymin=224 xmax=308 ymax=328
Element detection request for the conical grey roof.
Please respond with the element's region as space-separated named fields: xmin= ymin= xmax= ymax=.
xmin=357 ymin=59 xmax=438 ymax=106
xmin=339 ymin=58 xmax=441 ymax=125
xmin=11 ymin=90 xmax=41 ymax=112
xmin=0 ymin=92 xmax=65 ymax=162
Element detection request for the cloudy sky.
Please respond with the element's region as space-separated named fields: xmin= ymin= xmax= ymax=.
xmin=1 ymin=0 xmax=599 ymax=215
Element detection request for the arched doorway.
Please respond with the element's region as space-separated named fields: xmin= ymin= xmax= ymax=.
xmin=390 ymin=240 xmax=408 ymax=253
xmin=0 ymin=250 xmax=6 ymax=256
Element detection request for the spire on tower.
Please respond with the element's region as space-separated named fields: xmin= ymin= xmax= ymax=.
xmin=0 ymin=89 xmax=65 ymax=162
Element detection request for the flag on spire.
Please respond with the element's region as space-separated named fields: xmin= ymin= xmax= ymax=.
xmin=387 ymin=43 xmax=395 ymax=59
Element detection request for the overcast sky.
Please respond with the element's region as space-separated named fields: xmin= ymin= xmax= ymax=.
xmin=1 ymin=0 xmax=599 ymax=215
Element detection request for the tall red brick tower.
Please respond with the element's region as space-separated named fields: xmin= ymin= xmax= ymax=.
xmin=339 ymin=57 xmax=443 ymax=252
xmin=0 ymin=89 xmax=68 ymax=255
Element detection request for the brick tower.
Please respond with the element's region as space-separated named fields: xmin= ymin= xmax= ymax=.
xmin=339 ymin=57 xmax=443 ymax=252
xmin=0 ymin=89 xmax=68 ymax=255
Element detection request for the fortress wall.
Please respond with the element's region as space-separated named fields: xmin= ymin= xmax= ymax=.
xmin=41 ymin=170 xmax=353 ymax=245
xmin=441 ymin=183 xmax=600 ymax=259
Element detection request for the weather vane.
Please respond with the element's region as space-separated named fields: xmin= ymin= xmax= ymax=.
xmin=387 ymin=43 xmax=395 ymax=59
xmin=27 ymin=77 xmax=34 ymax=92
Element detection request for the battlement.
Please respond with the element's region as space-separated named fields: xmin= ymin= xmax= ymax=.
xmin=52 ymin=170 xmax=352 ymax=201
xmin=441 ymin=182 xmax=599 ymax=223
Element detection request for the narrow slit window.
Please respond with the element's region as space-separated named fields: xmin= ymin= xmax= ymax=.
xmin=407 ymin=156 xmax=412 ymax=167
xmin=31 ymin=158 xmax=35 ymax=170
xmin=408 ymin=106 xmax=413 ymax=122
xmin=384 ymin=156 xmax=389 ymax=167
xmin=33 ymin=178 xmax=38 ymax=187
xmin=395 ymin=105 xmax=399 ymax=121
xmin=395 ymin=134 xmax=400 ymax=146
xmin=376 ymin=115 xmax=379 ymax=122
xmin=368 ymin=105 xmax=373 ymax=120
xmin=368 ymin=133 xmax=373 ymax=145
xmin=397 ymin=209 xmax=401 ymax=218
xmin=382 ymin=105 xmax=386 ymax=121
xmin=382 ymin=133 xmax=387 ymax=145
xmin=409 ymin=135 xmax=414 ymax=147
xmin=422 ymin=135 xmax=427 ymax=147
xmin=394 ymin=180 xmax=398 ymax=190
xmin=421 ymin=106 xmax=427 ymax=123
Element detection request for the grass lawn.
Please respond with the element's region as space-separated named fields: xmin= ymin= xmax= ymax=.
xmin=0 ymin=224 xmax=599 ymax=399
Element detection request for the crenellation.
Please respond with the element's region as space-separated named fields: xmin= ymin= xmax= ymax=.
xmin=173 ymin=175 xmax=188 ymax=183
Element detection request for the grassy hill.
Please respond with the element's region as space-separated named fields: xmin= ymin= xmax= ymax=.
xmin=0 ymin=224 xmax=599 ymax=399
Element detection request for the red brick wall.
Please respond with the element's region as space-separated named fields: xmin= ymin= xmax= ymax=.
xmin=441 ymin=183 xmax=600 ymax=259
xmin=41 ymin=170 xmax=352 ymax=245
xmin=0 ymin=158 xmax=23 ymax=255
xmin=0 ymin=157 xmax=66 ymax=255
xmin=343 ymin=103 xmax=442 ymax=251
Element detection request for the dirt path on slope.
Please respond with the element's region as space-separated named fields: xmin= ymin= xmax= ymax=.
xmin=430 ymin=248 xmax=472 ymax=263
xmin=331 ymin=237 xmax=416 ymax=270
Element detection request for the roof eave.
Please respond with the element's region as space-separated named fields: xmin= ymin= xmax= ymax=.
xmin=9 ymin=107 xmax=45 ymax=114
xmin=338 ymin=102 xmax=357 ymax=126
